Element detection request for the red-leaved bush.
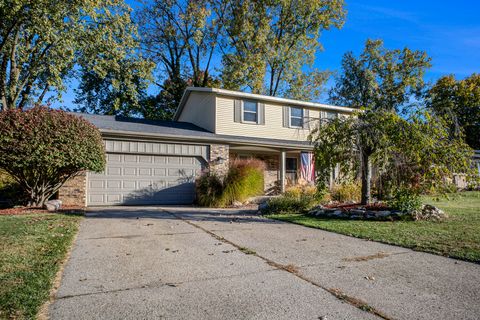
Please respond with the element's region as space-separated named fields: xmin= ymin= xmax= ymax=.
xmin=0 ymin=107 xmax=105 ymax=207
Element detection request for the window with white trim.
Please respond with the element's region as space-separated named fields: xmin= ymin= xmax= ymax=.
xmin=243 ymin=101 xmax=258 ymax=123
xmin=290 ymin=107 xmax=303 ymax=127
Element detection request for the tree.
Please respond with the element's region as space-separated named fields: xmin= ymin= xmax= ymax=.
xmin=310 ymin=110 xmax=473 ymax=204
xmin=0 ymin=0 xmax=152 ymax=111
xmin=426 ymin=74 xmax=480 ymax=149
xmin=138 ymin=0 xmax=226 ymax=88
xmin=136 ymin=0 xmax=345 ymax=115
xmin=74 ymin=57 xmax=153 ymax=117
xmin=329 ymin=39 xmax=431 ymax=114
xmin=136 ymin=0 xmax=226 ymax=118
xmin=222 ymin=0 xmax=345 ymax=98
xmin=136 ymin=78 xmax=188 ymax=120
xmin=0 ymin=107 xmax=105 ymax=207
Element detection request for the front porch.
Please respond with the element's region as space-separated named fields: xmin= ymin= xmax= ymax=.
xmin=228 ymin=145 xmax=315 ymax=195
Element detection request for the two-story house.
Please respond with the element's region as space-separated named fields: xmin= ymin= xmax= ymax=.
xmin=60 ymin=87 xmax=355 ymax=206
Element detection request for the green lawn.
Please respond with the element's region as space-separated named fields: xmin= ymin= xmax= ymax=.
xmin=0 ymin=213 xmax=82 ymax=319
xmin=267 ymin=191 xmax=480 ymax=263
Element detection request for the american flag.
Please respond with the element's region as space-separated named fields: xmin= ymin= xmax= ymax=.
xmin=300 ymin=152 xmax=315 ymax=183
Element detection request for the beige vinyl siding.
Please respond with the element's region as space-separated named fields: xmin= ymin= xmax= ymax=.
xmin=178 ymin=91 xmax=216 ymax=132
xmin=215 ymin=95 xmax=320 ymax=141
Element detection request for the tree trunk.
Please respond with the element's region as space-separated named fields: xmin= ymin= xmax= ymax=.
xmin=361 ymin=152 xmax=372 ymax=205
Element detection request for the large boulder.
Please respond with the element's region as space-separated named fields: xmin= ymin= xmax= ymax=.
xmin=415 ymin=204 xmax=448 ymax=221
xmin=44 ymin=199 xmax=62 ymax=212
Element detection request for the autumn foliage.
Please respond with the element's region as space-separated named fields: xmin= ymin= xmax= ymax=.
xmin=0 ymin=107 xmax=105 ymax=207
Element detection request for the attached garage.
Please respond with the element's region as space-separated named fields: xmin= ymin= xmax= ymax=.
xmin=86 ymin=139 xmax=208 ymax=206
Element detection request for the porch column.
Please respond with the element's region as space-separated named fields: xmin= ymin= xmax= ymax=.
xmin=280 ymin=150 xmax=286 ymax=193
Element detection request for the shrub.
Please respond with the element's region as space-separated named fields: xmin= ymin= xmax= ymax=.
xmin=219 ymin=159 xmax=265 ymax=206
xmin=195 ymin=171 xmax=224 ymax=207
xmin=260 ymin=196 xmax=310 ymax=215
xmin=260 ymin=185 xmax=327 ymax=215
xmin=196 ymin=159 xmax=265 ymax=207
xmin=0 ymin=107 xmax=105 ymax=207
xmin=331 ymin=182 xmax=361 ymax=203
xmin=0 ymin=170 xmax=25 ymax=208
xmin=387 ymin=187 xmax=422 ymax=213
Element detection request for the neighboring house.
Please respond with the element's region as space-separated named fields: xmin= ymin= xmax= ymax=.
xmin=59 ymin=87 xmax=355 ymax=206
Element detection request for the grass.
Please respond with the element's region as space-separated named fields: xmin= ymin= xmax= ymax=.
xmin=267 ymin=191 xmax=480 ymax=263
xmin=238 ymin=247 xmax=256 ymax=255
xmin=0 ymin=213 xmax=82 ymax=319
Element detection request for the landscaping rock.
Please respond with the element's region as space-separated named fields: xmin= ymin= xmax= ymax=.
xmin=45 ymin=200 xmax=62 ymax=212
xmin=308 ymin=205 xmax=413 ymax=221
xmin=258 ymin=201 xmax=269 ymax=213
xmin=415 ymin=204 xmax=448 ymax=221
xmin=247 ymin=195 xmax=277 ymax=204
xmin=332 ymin=210 xmax=344 ymax=217
xmin=232 ymin=201 xmax=243 ymax=207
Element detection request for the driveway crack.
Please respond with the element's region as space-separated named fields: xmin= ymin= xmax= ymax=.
xmin=55 ymin=269 xmax=279 ymax=301
xmin=166 ymin=209 xmax=394 ymax=320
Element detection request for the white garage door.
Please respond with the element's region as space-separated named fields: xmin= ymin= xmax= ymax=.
xmin=87 ymin=153 xmax=203 ymax=205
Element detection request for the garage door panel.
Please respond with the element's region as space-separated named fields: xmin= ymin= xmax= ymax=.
xmin=87 ymin=152 xmax=203 ymax=205
xmin=89 ymin=194 xmax=105 ymax=204
xmin=123 ymin=167 xmax=137 ymax=176
xmin=154 ymin=168 xmax=166 ymax=176
xmin=167 ymin=156 xmax=180 ymax=164
xmin=108 ymin=154 xmax=122 ymax=162
xmin=124 ymin=154 xmax=137 ymax=162
xmin=89 ymin=180 xmax=104 ymax=189
xmin=106 ymin=180 xmax=121 ymax=189
xmin=154 ymin=156 xmax=167 ymax=164
xmin=139 ymin=155 xmax=152 ymax=163
xmin=123 ymin=181 xmax=136 ymax=189
xmin=151 ymin=181 xmax=167 ymax=189
xmin=107 ymin=167 xmax=122 ymax=175
xmin=107 ymin=194 xmax=122 ymax=203
xmin=137 ymin=181 xmax=152 ymax=189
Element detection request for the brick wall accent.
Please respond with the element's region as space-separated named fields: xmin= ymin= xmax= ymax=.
xmin=209 ymin=144 xmax=230 ymax=178
xmin=58 ymin=171 xmax=87 ymax=207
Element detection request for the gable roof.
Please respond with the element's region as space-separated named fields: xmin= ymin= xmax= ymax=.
xmin=71 ymin=112 xmax=313 ymax=150
xmin=174 ymin=87 xmax=357 ymax=120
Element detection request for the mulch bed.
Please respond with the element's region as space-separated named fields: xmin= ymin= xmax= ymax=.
xmin=0 ymin=206 xmax=85 ymax=216
xmin=324 ymin=202 xmax=390 ymax=211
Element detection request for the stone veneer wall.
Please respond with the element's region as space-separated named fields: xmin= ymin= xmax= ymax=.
xmin=58 ymin=171 xmax=87 ymax=207
xmin=209 ymin=144 xmax=230 ymax=177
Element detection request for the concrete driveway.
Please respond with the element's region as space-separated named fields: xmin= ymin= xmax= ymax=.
xmin=50 ymin=207 xmax=480 ymax=320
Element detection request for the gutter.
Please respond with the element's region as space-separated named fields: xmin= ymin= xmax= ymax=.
xmin=174 ymin=87 xmax=358 ymax=120
xmin=99 ymin=129 xmax=314 ymax=151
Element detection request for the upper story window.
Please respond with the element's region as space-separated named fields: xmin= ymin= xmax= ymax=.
xmin=290 ymin=107 xmax=304 ymax=128
xmin=243 ymin=101 xmax=258 ymax=123
xmin=326 ymin=111 xmax=338 ymax=120
xmin=234 ymin=99 xmax=264 ymax=125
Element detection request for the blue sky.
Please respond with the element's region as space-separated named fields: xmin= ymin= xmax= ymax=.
xmin=58 ymin=0 xmax=479 ymax=107
xmin=316 ymin=0 xmax=479 ymax=81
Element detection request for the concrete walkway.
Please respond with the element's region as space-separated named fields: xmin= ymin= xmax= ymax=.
xmin=50 ymin=207 xmax=480 ymax=320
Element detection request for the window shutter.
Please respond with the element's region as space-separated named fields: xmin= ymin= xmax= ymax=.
xmin=234 ymin=100 xmax=242 ymax=123
xmin=258 ymin=103 xmax=265 ymax=125
xmin=283 ymin=106 xmax=290 ymax=127
xmin=303 ymin=109 xmax=309 ymax=129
